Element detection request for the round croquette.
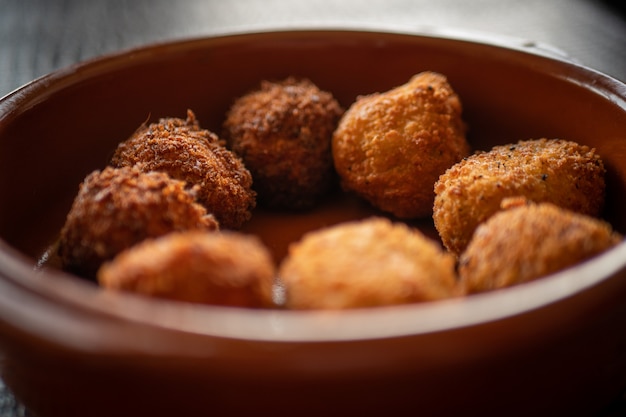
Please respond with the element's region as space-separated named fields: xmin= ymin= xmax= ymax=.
xmin=58 ymin=165 xmax=218 ymax=279
xmin=458 ymin=199 xmax=622 ymax=293
xmin=433 ymin=138 xmax=606 ymax=255
xmin=332 ymin=71 xmax=470 ymax=218
xmin=278 ymin=217 xmax=460 ymax=309
xmin=111 ymin=110 xmax=256 ymax=229
xmin=222 ymin=77 xmax=344 ymax=209
xmin=98 ymin=231 xmax=276 ymax=308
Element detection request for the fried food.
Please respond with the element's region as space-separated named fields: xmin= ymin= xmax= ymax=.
xmin=433 ymin=138 xmax=606 ymax=255
xmin=332 ymin=71 xmax=470 ymax=218
xmin=222 ymin=77 xmax=344 ymax=209
xmin=111 ymin=110 xmax=256 ymax=229
xmin=278 ymin=217 xmax=460 ymax=309
xmin=458 ymin=199 xmax=622 ymax=293
xmin=98 ymin=231 xmax=275 ymax=308
xmin=58 ymin=165 xmax=218 ymax=280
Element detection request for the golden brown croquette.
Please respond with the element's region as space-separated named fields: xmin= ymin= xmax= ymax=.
xmin=332 ymin=71 xmax=470 ymax=219
xmin=458 ymin=199 xmax=622 ymax=293
xmin=98 ymin=231 xmax=275 ymax=308
xmin=111 ymin=110 xmax=256 ymax=229
xmin=278 ymin=217 xmax=460 ymax=309
xmin=222 ymin=77 xmax=344 ymax=209
xmin=433 ymin=138 xmax=606 ymax=256
xmin=58 ymin=165 xmax=218 ymax=280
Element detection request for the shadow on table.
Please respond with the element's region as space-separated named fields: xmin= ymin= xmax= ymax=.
xmin=598 ymin=0 xmax=626 ymax=17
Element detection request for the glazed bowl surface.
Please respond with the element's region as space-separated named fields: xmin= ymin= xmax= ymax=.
xmin=0 ymin=29 xmax=626 ymax=417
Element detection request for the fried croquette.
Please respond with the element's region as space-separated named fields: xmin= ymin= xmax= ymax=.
xmin=222 ymin=77 xmax=344 ymax=209
xmin=433 ymin=138 xmax=606 ymax=255
xmin=111 ymin=110 xmax=256 ymax=229
xmin=58 ymin=166 xmax=218 ymax=279
xmin=458 ymin=199 xmax=622 ymax=293
xmin=332 ymin=71 xmax=470 ymax=219
xmin=278 ymin=217 xmax=460 ymax=309
xmin=98 ymin=231 xmax=275 ymax=308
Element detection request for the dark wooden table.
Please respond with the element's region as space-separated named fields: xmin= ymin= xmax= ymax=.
xmin=0 ymin=0 xmax=625 ymax=415
xmin=1 ymin=0 xmax=625 ymax=99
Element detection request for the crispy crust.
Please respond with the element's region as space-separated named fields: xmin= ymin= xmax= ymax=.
xmin=279 ymin=217 xmax=460 ymax=309
xmin=98 ymin=231 xmax=275 ymax=308
xmin=58 ymin=165 xmax=218 ymax=279
xmin=458 ymin=200 xmax=622 ymax=293
xmin=223 ymin=77 xmax=344 ymax=209
xmin=111 ymin=110 xmax=256 ymax=229
xmin=332 ymin=71 xmax=469 ymax=218
xmin=433 ymin=138 xmax=606 ymax=255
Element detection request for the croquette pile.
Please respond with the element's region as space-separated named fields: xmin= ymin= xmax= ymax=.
xmin=52 ymin=72 xmax=623 ymax=310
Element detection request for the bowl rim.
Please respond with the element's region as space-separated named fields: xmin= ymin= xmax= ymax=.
xmin=1 ymin=239 xmax=626 ymax=345
xmin=0 ymin=27 xmax=625 ymax=349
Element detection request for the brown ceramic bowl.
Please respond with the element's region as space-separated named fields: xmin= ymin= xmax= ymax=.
xmin=1 ymin=29 xmax=625 ymax=417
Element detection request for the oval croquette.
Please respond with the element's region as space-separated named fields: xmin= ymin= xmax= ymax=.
xmin=58 ymin=165 xmax=218 ymax=279
xmin=111 ymin=110 xmax=256 ymax=229
xmin=433 ymin=138 xmax=606 ymax=255
xmin=223 ymin=77 xmax=344 ymax=209
xmin=279 ymin=217 xmax=460 ymax=309
xmin=458 ymin=199 xmax=621 ymax=293
xmin=98 ymin=231 xmax=275 ymax=308
xmin=332 ymin=71 xmax=470 ymax=218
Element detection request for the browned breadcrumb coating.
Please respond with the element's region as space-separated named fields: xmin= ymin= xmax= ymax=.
xmin=98 ymin=231 xmax=275 ymax=308
xmin=111 ymin=110 xmax=256 ymax=229
xmin=332 ymin=71 xmax=469 ymax=219
xmin=222 ymin=77 xmax=344 ymax=209
xmin=458 ymin=199 xmax=622 ymax=293
xmin=433 ymin=138 xmax=606 ymax=255
xmin=279 ymin=217 xmax=460 ymax=309
xmin=58 ymin=165 xmax=218 ymax=280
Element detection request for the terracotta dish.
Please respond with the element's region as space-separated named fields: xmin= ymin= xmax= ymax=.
xmin=0 ymin=29 xmax=625 ymax=417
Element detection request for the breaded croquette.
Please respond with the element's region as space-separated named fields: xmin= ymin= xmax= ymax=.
xmin=279 ymin=217 xmax=460 ymax=309
xmin=433 ymin=138 xmax=606 ymax=255
xmin=458 ymin=199 xmax=622 ymax=293
xmin=58 ymin=165 xmax=218 ymax=280
xmin=332 ymin=71 xmax=470 ymax=218
xmin=111 ymin=110 xmax=256 ymax=229
xmin=222 ymin=77 xmax=344 ymax=209
xmin=98 ymin=231 xmax=275 ymax=308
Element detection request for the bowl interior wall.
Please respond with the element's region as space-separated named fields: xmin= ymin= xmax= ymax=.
xmin=0 ymin=30 xmax=625 ymax=260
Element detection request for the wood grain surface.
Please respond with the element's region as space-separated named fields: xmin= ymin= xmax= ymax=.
xmin=0 ymin=0 xmax=624 ymax=415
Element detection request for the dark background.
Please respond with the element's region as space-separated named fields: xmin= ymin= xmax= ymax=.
xmin=0 ymin=0 xmax=625 ymax=415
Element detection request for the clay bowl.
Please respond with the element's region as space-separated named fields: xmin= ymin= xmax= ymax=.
xmin=1 ymin=29 xmax=626 ymax=417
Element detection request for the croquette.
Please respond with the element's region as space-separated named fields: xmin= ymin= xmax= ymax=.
xmin=111 ymin=110 xmax=256 ymax=229
xmin=458 ymin=199 xmax=622 ymax=293
xmin=222 ymin=77 xmax=344 ymax=209
xmin=332 ymin=71 xmax=470 ymax=219
xmin=433 ymin=138 xmax=606 ymax=255
xmin=98 ymin=231 xmax=276 ymax=308
xmin=278 ymin=217 xmax=460 ymax=309
xmin=58 ymin=165 xmax=218 ymax=279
